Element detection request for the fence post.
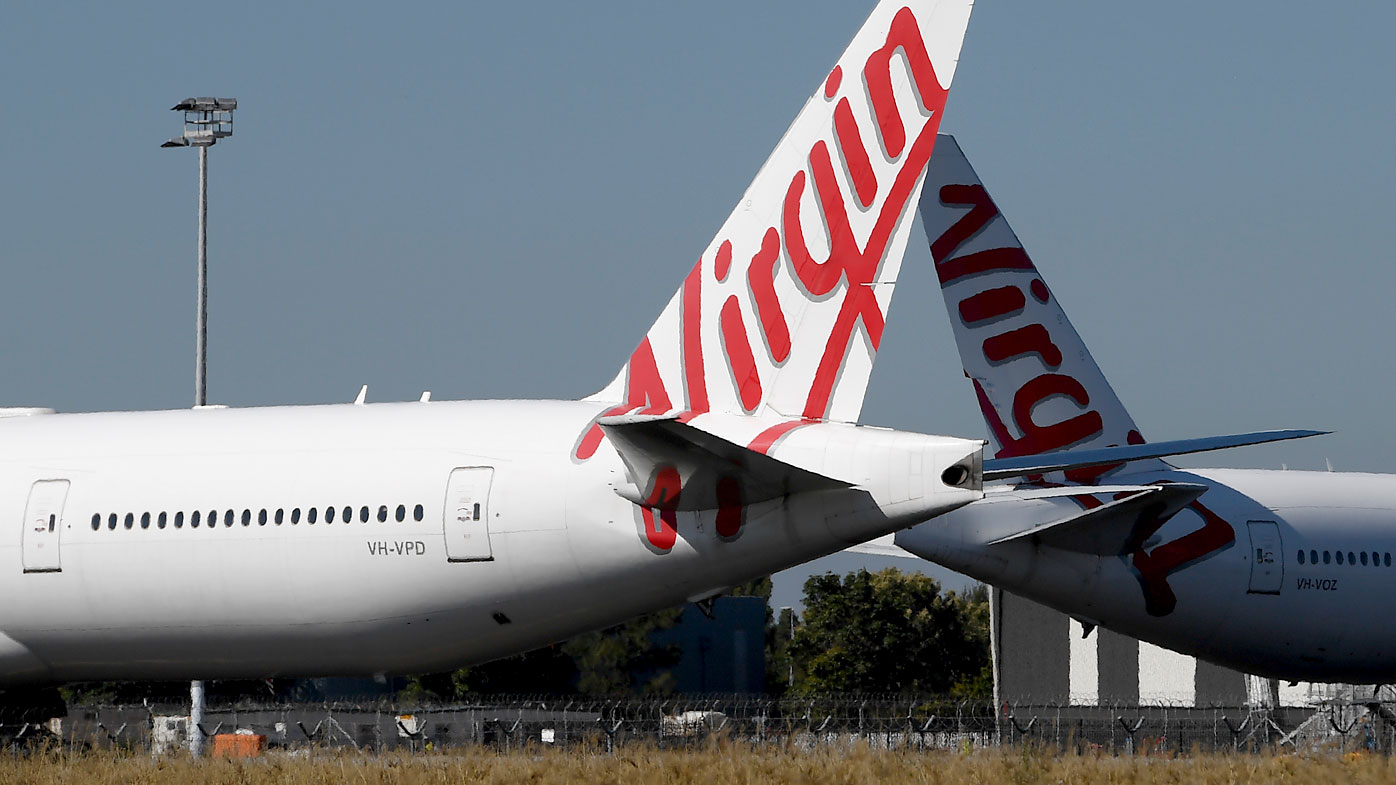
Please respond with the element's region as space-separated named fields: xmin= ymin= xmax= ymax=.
xmin=1117 ymin=715 xmax=1144 ymax=755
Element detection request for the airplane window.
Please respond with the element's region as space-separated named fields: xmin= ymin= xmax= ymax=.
xmin=1310 ymin=549 xmax=1318 ymax=564
xmin=378 ymin=505 xmax=388 ymax=523
xmin=225 ymin=510 xmax=234 ymax=527
xmin=343 ymin=506 xmax=352 ymax=523
xmin=396 ymin=504 xmax=405 ymax=522
xmin=414 ymin=504 xmax=424 ymax=522
xmin=291 ymin=508 xmax=300 ymax=524
xmin=326 ymin=507 xmax=336 ymax=523
xmin=273 ymin=509 xmax=282 ymax=525
xmin=258 ymin=509 xmax=267 ymax=526
xmin=124 ymin=513 xmax=134 ymax=530
xmin=1298 ymin=550 xmax=1305 ymax=565
xmin=308 ymin=507 xmax=318 ymax=524
xmin=91 ymin=513 xmax=100 ymax=531
xmin=141 ymin=512 xmax=151 ymax=530
xmin=1374 ymin=552 xmax=1381 ymax=567
xmin=192 ymin=511 xmax=202 ymax=528
xmin=1387 ymin=553 xmax=1392 ymax=567
xmin=1361 ymin=552 xmax=1369 ymax=566
xmin=158 ymin=512 xmax=167 ymax=529
xmin=240 ymin=510 xmax=250 ymax=526
xmin=1323 ymin=551 xmax=1331 ymax=564
xmin=360 ymin=506 xmax=370 ymax=523
xmin=175 ymin=512 xmax=184 ymax=529
xmin=1348 ymin=551 xmax=1356 ymax=565
xmin=1337 ymin=551 xmax=1344 ymax=565
xmin=209 ymin=511 xmax=217 ymax=531
xmin=108 ymin=513 xmax=117 ymax=530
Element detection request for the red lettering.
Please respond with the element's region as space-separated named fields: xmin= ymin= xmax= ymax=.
xmin=958 ymin=285 xmax=1025 ymax=324
xmin=982 ymin=323 xmax=1063 ymax=367
xmin=1062 ymin=430 xmax=1144 ymax=484
xmin=714 ymin=240 xmax=733 ymax=282
xmin=747 ymin=227 xmax=791 ymax=363
xmin=1005 ymin=374 xmax=1103 ymax=457
xmin=716 ymin=476 xmax=743 ymax=538
xmin=747 ymin=419 xmax=814 ymax=455
xmin=938 ymin=247 xmax=1034 ymax=285
xmin=640 ymin=466 xmax=682 ymax=552
xmin=585 ymin=6 xmax=954 ymax=447
xmin=930 ymin=183 xmax=997 ymax=262
xmin=573 ymin=338 xmax=673 ymax=460
xmin=1129 ymin=500 xmax=1235 ymax=617
xmin=834 ymin=98 xmax=878 ymax=209
xmin=971 ymin=378 xmax=1015 ymax=458
xmin=864 ymin=7 xmax=947 ymax=159
xmin=1030 ymin=279 xmax=1050 ymax=302
xmin=681 ymin=261 xmax=708 ymax=414
xmin=792 ymin=119 xmax=943 ymax=419
xmin=824 ymin=66 xmax=842 ymax=99
xmin=784 ymin=147 xmax=859 ymax=298
xmin=720 ymin=296 xmax=762 ymax=413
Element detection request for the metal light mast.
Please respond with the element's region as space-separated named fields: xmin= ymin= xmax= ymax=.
xmin=162 ymin=97 xmax=236 ymax=408
xmin=162 ymin=96 xmax=236 ymax=756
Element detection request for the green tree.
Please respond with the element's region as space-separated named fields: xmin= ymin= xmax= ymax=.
xmin=790 ymin=569 xmax=989 ymax=695
xmin=564 ymin=606 xmax=683 ymax=695
xmin=402 ymin=606 xmax=685 ymax=699
xmin=767 ymin=606 xmax=797 ymax=697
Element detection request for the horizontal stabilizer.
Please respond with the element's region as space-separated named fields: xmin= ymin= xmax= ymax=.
xmin=981 ymin=430 xmax=1326 ymax=481
xmin=844 ymin=534 xmax=916 ymax=559
xmin=988 ymin=483 xmax=1208 ymax=555
xmin=599 ymin=414 xmax=850 ymax=511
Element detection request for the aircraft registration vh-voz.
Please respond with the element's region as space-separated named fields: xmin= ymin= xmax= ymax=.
xmin=884 ymin=135 xmax=1386 ymax=685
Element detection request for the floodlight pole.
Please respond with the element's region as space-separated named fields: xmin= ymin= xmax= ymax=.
xmin=190 ymin=679 xmax=205 ymax=756
xmin=164 ymin=97 xmax=235 ymax=758
xmin=196 ymin=144 xmax=208 ymax=407
xmin=190 ymin=144 xmax=206 ymax=752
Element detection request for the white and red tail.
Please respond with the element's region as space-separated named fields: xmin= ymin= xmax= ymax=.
xmin=578 ymin=1 xmax=973 ymax=459
xmin=917 ymin=135 xmax=1166 ymax=480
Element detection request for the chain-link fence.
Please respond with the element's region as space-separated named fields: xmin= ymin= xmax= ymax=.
xmin=40 ymin=694 xmax=1396 ymax=756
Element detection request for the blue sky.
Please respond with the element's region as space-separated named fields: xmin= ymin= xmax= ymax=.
xmin=2 ymin=2 xmax=1393 ymax=609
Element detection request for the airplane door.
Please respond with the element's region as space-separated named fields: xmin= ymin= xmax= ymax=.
xmin=444 ymin=467 xmax=494 ymax=562
xmin=21 ymin=480 xmax=69 ymax=573
xmin=1246 ymin=520 xmax=1283 ymax=594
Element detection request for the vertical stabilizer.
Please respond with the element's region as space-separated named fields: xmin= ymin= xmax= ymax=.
xmin=579 ymin=1 xmax=974 ymax=461
xmin=917 ymin=135 xmax=1164 ymax=479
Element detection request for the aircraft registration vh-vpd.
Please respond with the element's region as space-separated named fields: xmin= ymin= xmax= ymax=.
xmin=0 ymin=0 xmax=992 ymax=694
xmin=0 ymin=2 xmax=1323 ymax=719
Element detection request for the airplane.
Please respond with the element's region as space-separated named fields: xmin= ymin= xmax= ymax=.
xmin=885 ymin=134 xmax=1396 ymax=684
xmin=0 ymin=0 xmax=992 ymax=715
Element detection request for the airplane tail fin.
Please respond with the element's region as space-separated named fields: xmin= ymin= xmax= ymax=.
xmin=581 ymin=1 xmax=973 ymax=454
xmin=917 ymin=135 xmax=1163 ymax=481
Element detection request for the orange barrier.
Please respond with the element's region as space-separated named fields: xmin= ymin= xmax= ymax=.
xmin=210 ymin=733 xmax=266 ymax=758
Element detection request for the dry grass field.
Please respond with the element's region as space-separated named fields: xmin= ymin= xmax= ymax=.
xmin=2 ymin=744 xmax=1395 ymax=785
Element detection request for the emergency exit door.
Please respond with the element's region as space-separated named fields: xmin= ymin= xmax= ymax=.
xmin=22 ymin=480 xmax=69 ymax=573
xmin=444 ymin=467 xmax=494 ymax=562
xmin=1247 ymin=520 xmax=1283 ymax=594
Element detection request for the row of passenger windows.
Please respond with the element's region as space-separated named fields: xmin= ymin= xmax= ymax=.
xmin=90 ymin=504 xmax=426 ymax=531
xmin=1297 ymin=549 xmax=1392 ymax=567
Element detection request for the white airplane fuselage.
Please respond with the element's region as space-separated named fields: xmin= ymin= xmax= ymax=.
xmin=0 ymin=401 xmax=980 ymax=685
xmin=897 ymin=467 xmax=1396 ymax=683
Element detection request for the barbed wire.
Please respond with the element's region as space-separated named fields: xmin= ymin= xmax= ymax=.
xmin=34 ymin=693 xmax=1392 ymax=757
